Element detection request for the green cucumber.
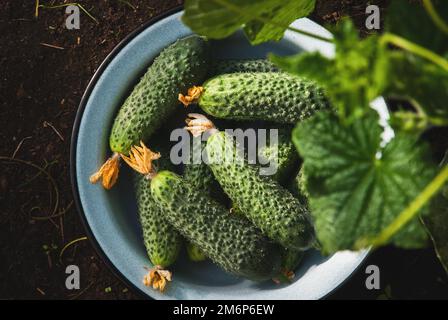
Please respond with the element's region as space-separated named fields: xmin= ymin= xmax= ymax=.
xmin=210 ymin=59 xmax=279 ymax=76
xmin=231 ymin=125 xmax=298 ymax=214
xmin=199 ymin=72 xmax=330 ymax=124
xmin=110 ymin=36 xmax=210 ymax=154
xmin=135 ymin=171 xmax=182 ymax=268
xmin=151 ymin=171 xmax=281 ymax=281
xmin=206 ymin=131 xmax=314 ymax=250
xmin=257 ymin=126 xmax=299 ymax=185
xmin=183 ymin=136 xmax=228 ymax=204
xmin=183 ymin=136 xmax=226 ymax=262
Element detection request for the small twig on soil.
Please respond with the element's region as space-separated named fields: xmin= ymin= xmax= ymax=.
xmin=43 ymin=121 xmax=65 ymax=141
xmin=40 ymin=43 xmax=65 ymax=50
xmin=18 ymin=159 xmax=57 ymax=189
xmin=59 ymin=216 xmax=65 ymax=242
xmin=117 ymin=0 xmax=137 ymax=11
xmin=36 ymin=287 xmax=46 ymax=296
xmin=31 ymin=200 xmax=73 ymax=221
xmin=37 ymin=3 xmax=99 ymax=24
xmin=0 ymin=157 xmax=59 ymax=218
xmin=12 ymin=136 xmax=32 ymax=158
xmin=46 ymin=217 xmax=60 ymax=230
xmin=8 ymin=18 xmax=33 ymax=22
xmin=47 ymin=251 xmax=53 ymax=269
xmin=35 ymin=0 xmax=40 ymax=18
xmin=59 ymin=236 xmax=88 ymax=264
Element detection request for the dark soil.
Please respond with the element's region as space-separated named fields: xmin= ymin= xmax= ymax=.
xmin=1 ymin=0 xmax=447 ymax=300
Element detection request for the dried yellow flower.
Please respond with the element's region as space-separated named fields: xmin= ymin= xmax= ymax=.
xmin=184 ymin=113 xmax=216 ymax=137
xmin=178 ymin=86 xmax=204 ymax=107
xmin=143 ymin=265 xmax=172 ymax=293
xmin=120 ymin=141 xmax=161 ymax=177
xmin=89 ymin=153 xmax=120 ymax=189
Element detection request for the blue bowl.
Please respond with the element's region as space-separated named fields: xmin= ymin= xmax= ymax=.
xmin=71 ymin=8 xmax=372 ymax=300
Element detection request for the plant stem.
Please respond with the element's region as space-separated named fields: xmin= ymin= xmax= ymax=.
xmin=213 ymin=0 xmax=333 ymax=43
xmin=59 ymin=236 xmax=88 ymax=263
xmin=404 ymin=99 xmax=448 ymax=127
xmin=381 ymin=33 xmax=448 ymax=71
xmin=423 ymin=0 xmax=448 ymax=35
xmin=428 ymin=117 xmax=448 ymax=127
xmin=369 ymin=165 xmax=448 ymax=247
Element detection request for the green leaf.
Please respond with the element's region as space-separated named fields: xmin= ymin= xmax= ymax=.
xmin=243 ymin=0 xmax=315 ymax=45
xmin=270 ymin=19 xmax=388 ymax=120
xmin=182 ymin=0 xmax=268 ymax=39
xmin=293 ymin=111 xmax=436 ymax=254
xmin=182 ymin=0 xmax=316 ymax=44
xmin=385 ymin=51 xmax=448 ymax=123
xmin=386 ymin=0 xmax=448 ymax=55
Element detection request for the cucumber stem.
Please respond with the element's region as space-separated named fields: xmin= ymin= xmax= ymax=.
xmin=381 ymin=33 xmax=448 ymax=72
xmin=178 ymin=86 xmax=204 ymax=107
xmin=89 ymin=152 xmax=121 ymax=189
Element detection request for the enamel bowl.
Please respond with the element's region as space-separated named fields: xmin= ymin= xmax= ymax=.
xmin=71 ymin=8 xmax=377 ymax=300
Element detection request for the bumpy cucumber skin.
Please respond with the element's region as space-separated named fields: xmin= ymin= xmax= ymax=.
xmin=110 ymin=36 xmax=210 ymax=154
xmin=257 ymin=126 xmax=299 ymax=185
xmin=210 ymin=59 xmax=279 ymax=76
xmin=232 ymin=126 xmax=298 ymax=214
xmin=287 ymin=166 xmax=310 ymax=208
xmin=151 ymin=171 xmax=281 ymax=281
xmin=200 ymin=72 xmax=330 ymax=124
xmin=135 ymin=173 xmax=182 ymax=268
xmin=186 ymin=242 xmax=207 ymax=262
xmin=183 ymin=137 xmax=227 ymax=258
xmin=206 ymin=132 xmax=314 ymax=250
xmin=183 ymin=136 xmax=228 ymax=204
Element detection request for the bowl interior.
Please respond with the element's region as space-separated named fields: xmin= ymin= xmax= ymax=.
xmin=74 ymin=11 xmax=369 ymax=300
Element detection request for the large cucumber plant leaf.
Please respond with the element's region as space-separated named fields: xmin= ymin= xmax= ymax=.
xmin=243 ymin=0 xmax=315 ymax=44
xmin=182 ymin=0 xmax=316 ymax=44
xmin=293 ymin=111 xmax=437 ymax=254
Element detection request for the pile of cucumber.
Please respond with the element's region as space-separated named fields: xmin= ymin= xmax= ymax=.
xmin=91 ymin=35 xmax=332 ymax=292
